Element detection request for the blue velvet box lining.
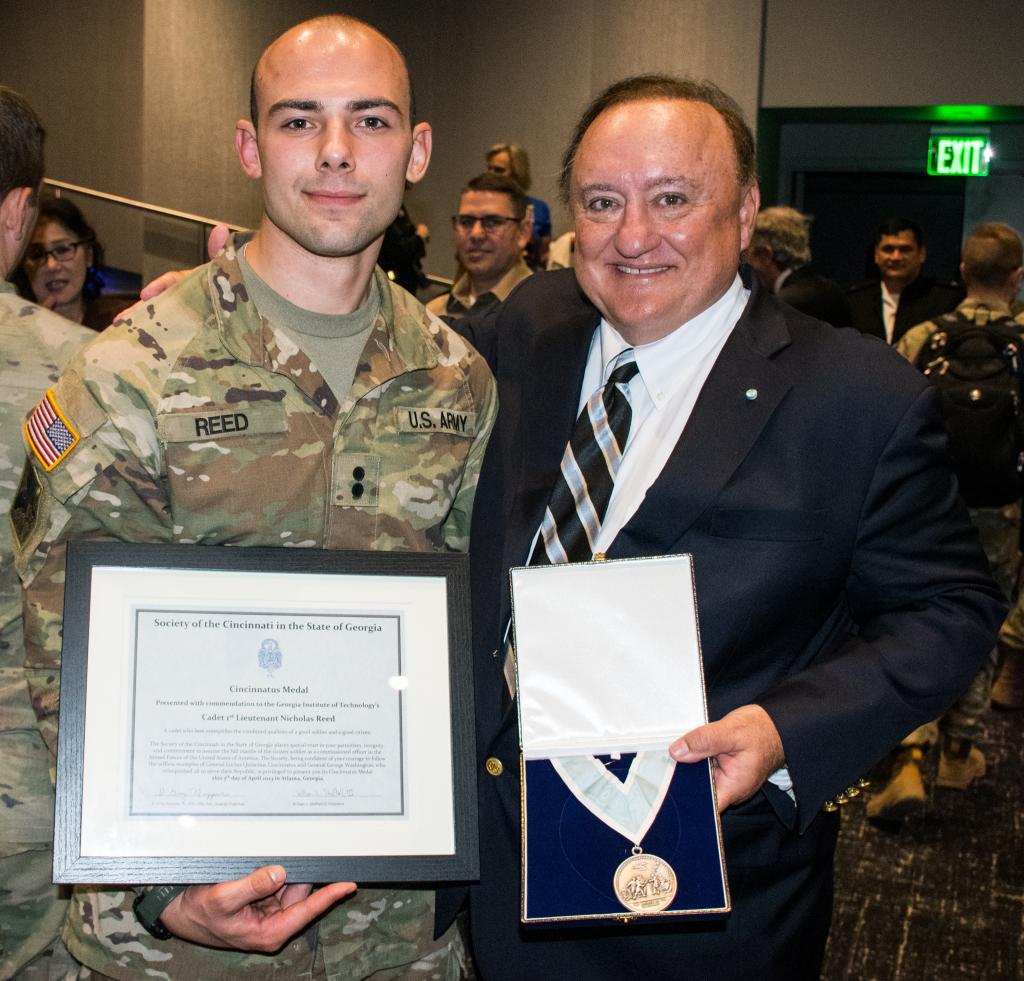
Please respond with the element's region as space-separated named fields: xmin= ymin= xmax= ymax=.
xmin=521 ymin=754 xmax=730 ymax=925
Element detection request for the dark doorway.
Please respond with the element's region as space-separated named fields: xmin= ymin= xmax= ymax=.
xmin=797 ymin=171 xmax=966 ymax=288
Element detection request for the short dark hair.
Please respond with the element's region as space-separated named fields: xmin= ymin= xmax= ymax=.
xmin=249 ymin=16 xmax=416 ymax=128
xmin=559 ymin=73 xmax=756 ymax=204
xmin=0 ymin=85 xmax=45 ymax=201
xmin=961 ymin=222 xmax=1023 ymax=290
xmin=876 ymin=217 xmax=924 ymax=248
xmin=462 ymin=172 xmax=528 ymax=220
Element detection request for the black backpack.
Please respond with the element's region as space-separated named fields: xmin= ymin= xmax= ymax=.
xmin=914 ymin=308 xmax=1024 ymax=507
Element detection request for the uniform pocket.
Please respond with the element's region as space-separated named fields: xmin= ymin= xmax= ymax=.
xmin=161 ymin=404 xmax=327 ymax=547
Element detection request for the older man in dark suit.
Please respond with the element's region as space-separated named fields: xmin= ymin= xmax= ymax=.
xmin=441 ymin=74 xmax=1003 ymax=981
xmin=747 ymin=205 xmax=852 ymax=326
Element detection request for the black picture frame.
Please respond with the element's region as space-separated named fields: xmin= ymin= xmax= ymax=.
xmin=54 ymin=540 xmax=478 ymax=885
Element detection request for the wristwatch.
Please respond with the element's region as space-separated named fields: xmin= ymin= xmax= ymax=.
xmin=133 ymin=885 xmax=186 ymax=940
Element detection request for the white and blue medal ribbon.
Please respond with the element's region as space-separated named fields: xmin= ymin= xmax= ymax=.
xmin=550 ymin=750 xmax=676 ymax=847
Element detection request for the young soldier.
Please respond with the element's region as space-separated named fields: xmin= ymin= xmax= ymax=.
xmin=12 ymin=17 xmax=495 ymax=981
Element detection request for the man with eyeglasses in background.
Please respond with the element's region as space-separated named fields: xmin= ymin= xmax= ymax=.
xmin=427 ymin=172 xmax=533 ymax=320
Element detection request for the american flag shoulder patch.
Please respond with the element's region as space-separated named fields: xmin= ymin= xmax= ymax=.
xmin=25 ymin=389 xmax=80 ymax=471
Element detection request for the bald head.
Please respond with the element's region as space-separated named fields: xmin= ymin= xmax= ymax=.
xmin=250 ymin=16 xmax=415 ymax=129
xmin=233 ymin=13 xmax=431 ymax=278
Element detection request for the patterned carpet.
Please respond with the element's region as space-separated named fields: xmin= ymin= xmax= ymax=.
xmin=822 ymin=706 xmax=1023 ymax=981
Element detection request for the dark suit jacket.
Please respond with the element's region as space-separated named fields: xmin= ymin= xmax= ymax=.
xmin=776 ymin=264 xmax=852 ymax=327
xmin=848 ymin=274 xmax=964 ymax=343
xmin=443 ymin=269 xmax=1003 ymax=981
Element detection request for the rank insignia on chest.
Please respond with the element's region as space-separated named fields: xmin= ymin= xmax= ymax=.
xmin=25 ymin=389 xmax=79 ymax=471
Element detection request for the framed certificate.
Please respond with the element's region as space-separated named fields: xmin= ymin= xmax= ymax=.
xmin=54 ymin=541 xmax=478 ymax=884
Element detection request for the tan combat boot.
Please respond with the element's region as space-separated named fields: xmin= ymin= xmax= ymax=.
xmin=991 ymin=645 xmax=1024 ymax=709
xmin=865 ymin=747 xmax=926 ymax=822
xmin=937 ymin=736 xmax=986 ymax=789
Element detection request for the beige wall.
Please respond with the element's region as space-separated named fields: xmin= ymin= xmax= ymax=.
xmin=138 ymin=0 xmax=450 ymax=278
xmin=763 ymin=0 xmax=1024 ymax=108
xmin=139 ymin=0 xmax=763 ymax=276
xmin=1 ymin=0 xmax=144 ymax=272
xmin=0 ymin=0 xmax=764 ymax=280
xmin=139 ymin=0 xmax=447 ymax=228
xmin=22 ymin=0 xmax=1021 ymax=280
xmin=420 ymin=0 xmax=763 ymax=275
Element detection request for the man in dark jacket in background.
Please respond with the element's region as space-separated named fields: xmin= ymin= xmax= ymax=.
xmin=848 ymin=217 xmax=963 ymax=343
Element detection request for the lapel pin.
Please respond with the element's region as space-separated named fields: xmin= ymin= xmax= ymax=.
xmin=745 ymin=388 xmax=758 ymax=401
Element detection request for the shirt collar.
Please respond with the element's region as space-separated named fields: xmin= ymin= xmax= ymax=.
xmin=211 ymin=236 xmax=439 ymax=409
xmin=597 ymin=273 xmax=748 ymax=410
xmin=959 ymin=296 xmax=1015 ymax=321
xmin=449 ymin=258 xmax=532 ymax=311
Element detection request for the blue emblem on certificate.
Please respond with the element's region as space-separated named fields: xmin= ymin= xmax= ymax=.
xmin=258 ymin=638 xmax=283 ymax=676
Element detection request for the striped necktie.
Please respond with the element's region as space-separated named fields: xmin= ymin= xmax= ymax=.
xmin=531 ymin=350 xmax=639 ymax=565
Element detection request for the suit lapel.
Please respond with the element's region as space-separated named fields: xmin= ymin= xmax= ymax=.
xmin=869 ymin=286 xmax=886 ymax=340
xmin=611 ymin=288 xmax=793 ymax=557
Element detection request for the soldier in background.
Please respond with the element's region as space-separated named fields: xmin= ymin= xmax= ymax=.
xmin=0 ymin=85 xmax=95 ymax=981
xmin=867 ymin=223 xmax=1024 ymax=822
xmin=993 ymin=591 xmax=1024 ymax=710
xmin=10 ymin=16 xmax=495 ymax=981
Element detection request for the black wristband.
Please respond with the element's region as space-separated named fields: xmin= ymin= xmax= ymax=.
xmin=133 ymin=885 xmax=186 ymax=940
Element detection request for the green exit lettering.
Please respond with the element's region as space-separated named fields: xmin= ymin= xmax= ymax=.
xmin=928 ymin=136 xmax=990 ymax=177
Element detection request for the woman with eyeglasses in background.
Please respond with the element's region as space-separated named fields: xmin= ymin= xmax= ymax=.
xmin=15 ymin=196 xmax=135 ymax=330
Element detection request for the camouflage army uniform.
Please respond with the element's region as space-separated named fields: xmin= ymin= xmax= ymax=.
xmin=10 ymin=243 xmax=496 ymax=981
xmin=895 ymin=299 xmax=1024 ymax=745
xmin=0 ymin=280 xmax=93 ymax=981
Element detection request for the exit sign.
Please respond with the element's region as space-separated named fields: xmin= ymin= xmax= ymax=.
xmin=928 ymin=130 xmax=991 ymax=176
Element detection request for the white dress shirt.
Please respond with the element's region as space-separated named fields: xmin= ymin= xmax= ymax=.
xmin=581 ymin=274 xmax=748 ymax=553
xmin=881 ymin=282 xmax=899 ymax=343
xmin=569 ymin=274 xmax=795 ymax=797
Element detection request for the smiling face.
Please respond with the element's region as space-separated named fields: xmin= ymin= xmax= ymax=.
xmin=570 ymin=99 xmax=758 ymax=345
xmin=454 ymin=189 xmax=530 ymax=294
xmin=236 ymin=20 xmax=431 ymax=262
xmin=25 ymin=218 xmax=91 ymax=312
xmin=874 ymin=230 xmax=925 ymax=291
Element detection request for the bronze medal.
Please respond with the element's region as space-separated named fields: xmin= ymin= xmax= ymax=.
xmin=613 ymin=849 xmax=677 ymax=913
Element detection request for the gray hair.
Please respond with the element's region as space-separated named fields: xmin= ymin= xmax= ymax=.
xmin=750 ymin=206 xmax=812 ymax=269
